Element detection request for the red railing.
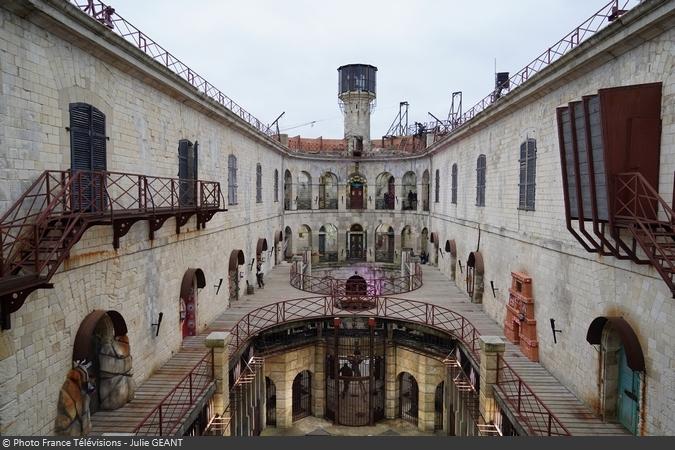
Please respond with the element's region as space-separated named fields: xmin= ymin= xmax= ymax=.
xmin=614 ymin=172 xmax=675 ymax=294
xmin=134 ymin=351 xmax=215 ymax=436
xmin=409 ymin=0 xmax=632 ymax=138
xmin=496 ymin=354 xmax=570 ymax=436
xmin=289 ymin=264 xmax=423 ymax=296
xmin=0 ymin=170 xmax=224 ymax=279
xmin=226 ymin=296 xmax=481 ymax=362
xmin=69 ymin=0 xmax=274 ymax=138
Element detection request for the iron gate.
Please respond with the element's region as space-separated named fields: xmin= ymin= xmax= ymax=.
xmin=266 ymin=377 xmax=276 ymax=426
xmin=292 ymin=370 xmax=312 ymax=422
xmin=399 ymin=372 xmax=419 ymax=426
xmin=325 ymin=319 xmax=385 ymax=426
xmin=434 ymin=381 xmax=444 ymax=431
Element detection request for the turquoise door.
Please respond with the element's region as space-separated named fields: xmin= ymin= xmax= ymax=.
xmin=617 ymin=346 xmax=640 ymax=434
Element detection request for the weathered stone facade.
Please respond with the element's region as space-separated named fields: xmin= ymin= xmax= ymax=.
xmin=0 ymin=0 xmax=673 ymax=437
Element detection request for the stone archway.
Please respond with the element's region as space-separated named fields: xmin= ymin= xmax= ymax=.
xmin=586 ymin=317 xmax=645 ymax=435
xmin=229 ymin=250 xmax=245 ymax=302
xmin=445 ymin=240 xmax=457 ymax=281
xmin=466 ymin=251 xmax=484 ymax=303
xmin=284 ymin=226 xmax=293 ymax=260
xmin=56 ymin=310 xmax=134 ymax=436
xmin=180 ymin=268 xmax=205 ymax=338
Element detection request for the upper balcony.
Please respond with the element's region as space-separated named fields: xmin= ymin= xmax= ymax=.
xmin=0 ymin=169 xmax=225 ymax=329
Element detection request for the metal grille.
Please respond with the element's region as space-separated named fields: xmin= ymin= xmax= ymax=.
xmin=519 ymin=139 xmax=537 ymax=210
xmin=326 ymin=323 xmax=385 ymax=426
xmin=256 ymin=164 xmax=262 ymax=204
xmin=399 ymin=372 xmax=419 ymax=426
xmin=227 ymin=155 xmax=237 ymax=205
xmin=451 ymin=164 xmax=458 ymax=205
xmin=292 ymin=370 xmax=312 ymax=421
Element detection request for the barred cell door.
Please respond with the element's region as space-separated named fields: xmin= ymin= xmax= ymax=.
xmin=292 ymin=371 xmax=312 ymax=422
xmin=399 ymin=372 xmax=418 ymax=426
xmin=266 ymin=377 xmax=277 ymax=426
xmin=434 ymin=381 xmax=444 ymax=431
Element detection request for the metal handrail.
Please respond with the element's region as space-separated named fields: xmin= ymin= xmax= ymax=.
xmin=406 ymin=0 xmax=632 ymax=139
xmin=69 ymin=0 xmax=274 ymax=138
xmin=133 ymin=350 xmax=214 ymax=436
xmin=226 ymin=295 xmax=482 ymax=363
xmin=496 ymin=354 xmax=571 ymax=436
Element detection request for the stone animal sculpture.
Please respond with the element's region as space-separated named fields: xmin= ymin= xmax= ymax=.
xmin=54 ymin=360 xmax=94 ymax=436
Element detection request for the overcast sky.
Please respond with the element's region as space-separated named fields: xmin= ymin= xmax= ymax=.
xmin=109 ymin=0 xmax=639 ymax=138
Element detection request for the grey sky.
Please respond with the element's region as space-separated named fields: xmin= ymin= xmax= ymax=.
xmin=109 ymin=0 xmax=639 ymax=138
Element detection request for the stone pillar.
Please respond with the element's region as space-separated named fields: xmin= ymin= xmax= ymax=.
xmin=418 ymin=379 xmax=436 ymax=432
xmin=384 ymin=334 xmax=397 ymax=418
xmin=313 ymin=340 xmax=326 ymax=417
xmin=479 ymin=336 xmax=506 ymax=425
xmin=205 ymin=332 xmax=232 ymax=436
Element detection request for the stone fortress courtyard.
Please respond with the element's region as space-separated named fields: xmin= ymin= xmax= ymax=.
xmin=0 ymin=0 xmax=674 ymax=439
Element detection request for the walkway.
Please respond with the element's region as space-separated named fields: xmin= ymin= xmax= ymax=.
xmin=91 ymin=262 xmax=628 ymax=436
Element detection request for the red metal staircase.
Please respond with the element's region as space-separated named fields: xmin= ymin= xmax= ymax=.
xmin=0 ymin=170 xmax=225 ymax=329
xmin=613 ymin=172 xmax=675 ymax=295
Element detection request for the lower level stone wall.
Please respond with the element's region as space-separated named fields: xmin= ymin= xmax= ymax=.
xmin=0 ymin=214 xmax=283 ymax=435
xmin=430 ymin=215 xmax=674 ymax=435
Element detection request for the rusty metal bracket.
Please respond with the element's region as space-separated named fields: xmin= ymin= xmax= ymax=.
xmin=175 ymin=212 xmax=195 ymax=235
xmin=112 ymin=218 xmax=144 ymax=249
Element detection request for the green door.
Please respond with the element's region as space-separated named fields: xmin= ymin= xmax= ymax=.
xmin=617 ymin=346 xmax=639 ymax=434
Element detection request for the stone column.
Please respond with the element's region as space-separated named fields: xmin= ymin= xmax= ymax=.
xmin=479 ymin=336 xmax=506 ymax=425
xmin=418 ymin=378 xmax=436 ymax=432
xmin=205 ymin=332 xmax=232 ymax=436
xmin=275 ymin=355 xmax=293 ymax=429
xmin=313 ymin=340 xmax=326 ymax=417
xmin=384 ymin=334 xmax=397 ymax=418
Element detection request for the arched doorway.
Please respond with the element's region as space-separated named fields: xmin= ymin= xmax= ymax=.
xmin=274 ymin=230 xmax=282 ymax=265
xmin=375 ymin=224 xmax=395 ymax=262
xmin=292 ymin=371 xmax=312 ymax=422
xmin=319 ymin=224 xmax=338 ymax=262
xmin=265 ymin=377 xmax=276 ymax=427
xmin=284 ymin=169 xmax=292 ymax=210
xmin=375 ymin=172 xmax=395 ymax=210
xmin=466 ymin=251 xmax=484 ymax=303
xmin=420 ymin=228 xmax=429 ymax=262
xmin=445 ymin=240 xmax=457 ymax=281
xmin=297 ymin=171 xmax=312 ymax=210
xmin=347 ymin=173 xmax=367 ymax=210
xmin=297 ymin=225 xmax=312 ymax=252
xmin=401 ymin=225 xmax=413 ymax=253
xmin=398 ymin=372 xmax=418 ymax=426
xmin=434 ymin=381 xmax=444 ymax=431
xmin=180 ymin=268 xmax=205 ymax=338
xmin=229 ymin=250 xmax=245 ymax=302
xmin=586 ymin=317 xmax=645 ymax=435
xmin=284 ymin=226 xmax=293 ymax=260
xmin=347 ymin=224 xmax=366 ymax=261
xmin=402 ymin=171 xmax=417 ymax=210
xmin=422 ymin=169 xmax=430 ymax=211
xmin=319 ymin=172 xmax=338 ymax=210
xmin=56 ymin=310 xmax=134 ymax=436
xmin=430 ymin=232 xmax=439 ymax=266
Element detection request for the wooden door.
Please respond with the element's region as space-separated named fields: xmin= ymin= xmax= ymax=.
xmin=617 ymin=346 xmax=639 ymax=434
xmin=350 ymin=183 xmax=364 ymax=209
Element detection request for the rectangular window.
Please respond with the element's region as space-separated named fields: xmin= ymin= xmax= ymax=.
xmin=228 ymin=155 xmax=238 ymax=205
xmin=476 ymin=155 xmax=486 ymax=207
xmin=518 ymin=139 xmax=537 ymax=210
xmin=274 ymin=169 xmax=279 ymax=202
xmin=451 ymin=164 xmax=458 ymax=205
xmin=256 ymin=164 xmax=263 ymax=203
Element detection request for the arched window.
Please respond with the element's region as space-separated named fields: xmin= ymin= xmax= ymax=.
xmin=451 ymin=164 xmax=458 ymax=205
xmin=256 ymin=163 xmax=262 ymax=203
xmin=375 ymin=172 xmax=395 ymax=210
xmin=402 ymin=172 xmax=417 ymax=211
xmin=228 ymin=155 xmax=238 ymax=205
xmin=476 ymin=154 xmax=486 ymax=207
xmin=519 ymin=138 xmax=537 ymax=211
xmin=422 ymin=170 xmax=430 ymax=211
xmin=274 ymin=169 xmax=279 ymax=203
xmin=434 ymin=169 xmax=440 ymax=203
xmin=319 ymin=172 xmax=338 ymax=210
xmin=297 ymin=171 xmax=312 ymax=210
xmin=284 ymin=170 xmax=292 ymax=210
xmin=319 ymin=224 xmax=338 ymax=262
xmin=375 ymin=224 xmax=395 ymax=262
